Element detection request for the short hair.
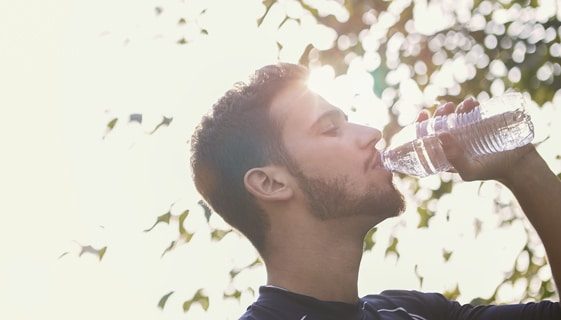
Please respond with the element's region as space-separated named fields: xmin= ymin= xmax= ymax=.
xmin=190 ymin=63 xmax=308 ymax=254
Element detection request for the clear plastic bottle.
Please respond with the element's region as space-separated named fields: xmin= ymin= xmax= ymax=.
xmin=381 ymin=92 xmax=535 ymax=177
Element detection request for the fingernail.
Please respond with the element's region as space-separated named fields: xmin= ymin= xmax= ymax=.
xmin=437 ymin=102 xmax=451 ymax=112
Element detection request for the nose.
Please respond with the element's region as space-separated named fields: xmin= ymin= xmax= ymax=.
xmin=354 ymin=124 xmax=382 ymax=150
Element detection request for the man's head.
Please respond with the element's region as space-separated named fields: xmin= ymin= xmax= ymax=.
xmin=190 ymin=63 xmax=404 ymax=255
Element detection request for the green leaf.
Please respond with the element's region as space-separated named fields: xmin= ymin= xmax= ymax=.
xmin=182 ymin=300 xmax=193 ymax=313
xmin=161 ymin=240 xmax=176 ymax=258
xmin=148 ymin=116 xmax=174 ymax=134
xmin=370 ymin=67 xmax=388 ymax=98
xmin=433 ymin=180 xmax=453 ymax=199
xmin=248 ymin=257 xmax=262 ymax=268
xmin=178 ymin=210 xmax=190 ymax=236
xmin=385 ymin=236 xmax=400 ymax=260
xmin=195 ymin=292 xmax=209 ymax=311
xmin=247 ymin=287 xmax=255 ymax=296
xmin=229 ymin=268 xmax=241 ymax=279
xmin=470 ymin=295 xmax=496 ymax=306
xmin=363 ymin=227 xmax=377 ymax=251
xmin=144 ymin=211 xmax=172 ymax=232
xmin=417 ymin=207 xmax=434 ymax=229
xmin=211 ymin=229 xmax=232 ymax=241
xmin=98 ymin=246 xmax=107 ymax=261
xmin=257 ymin=0 xmax=275 ymax=27
xmin=229 ymin=258 xmax=262 ymax=279
xmin=76 ymin=243 xmax=107 ymax=261
xmin=443 ymin=249 xmax=453 ymax=262
xmin=181 ymin=230 xmax=194 ymax=243
xmin=158 ymin=291 xmax=174 ymax=309
xmin=161 ymin=232 xmax=194 ymax=258
xmin=103 ymin=117 xmax=119 ymax=139
xmin=443 ymin=284 xmax=461 ymax=300
xmin=183 ymin=289 xmax=209 ymax=312
xmin=223 ymin=289 xmax=242 ymax=300
xmin=107 ymin=118 xmax=118 ymax=130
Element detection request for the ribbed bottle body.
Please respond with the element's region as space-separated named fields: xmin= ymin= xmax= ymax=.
xmin=382 ymin=93 xmax=534 ymax=177
xmin=452 ymin=107 xmax=534 ymax=156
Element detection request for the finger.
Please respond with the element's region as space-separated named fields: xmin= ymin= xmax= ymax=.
xmin=416 ymin=110 xmax=430 ymax=123
xmin=438 ymin=132 xmax=471 ymax=173
xmin=462 ymin=97 xmax=480 ymax=113
xmin=456 ymin=97 xmax=480 ymax=114
xmin=434 ymin=102 xmax=455 ymax=117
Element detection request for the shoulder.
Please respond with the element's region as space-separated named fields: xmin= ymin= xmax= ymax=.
xmin=237 ymin=300 xmax=292 ymax=320
xmin=238 ymin=313 xmax=258 ymax=320
xmin=361 ymin=289 xmax=451 ymax=319
xmin=369 ymin=289 xmax=451 ymax=308
xmin=238 ymin=305 xmax=296 ymax=320
xmin=364 ymin=290 xmax=560 ymax=320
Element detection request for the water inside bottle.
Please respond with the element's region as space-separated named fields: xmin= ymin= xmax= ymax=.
xmin=382 ymin=135 xmax=452 ymax=177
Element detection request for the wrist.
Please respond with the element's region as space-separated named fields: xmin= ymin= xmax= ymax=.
xmin=500 ymin=148 xmax=548 ymax=191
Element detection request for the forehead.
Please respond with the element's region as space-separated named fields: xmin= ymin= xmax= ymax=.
xmin=269 ymin=82 xmax=331 ymax=134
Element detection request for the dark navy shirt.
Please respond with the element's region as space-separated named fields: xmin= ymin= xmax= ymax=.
xmin=240 ymin=286 xmax=560 ymax=319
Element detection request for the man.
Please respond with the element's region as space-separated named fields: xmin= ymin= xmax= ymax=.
xmin=190 ymin=63 xmax=560 ymax=319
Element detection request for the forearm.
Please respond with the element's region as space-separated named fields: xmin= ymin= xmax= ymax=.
xmin=501 ymin=150 xmax=561 ymax=297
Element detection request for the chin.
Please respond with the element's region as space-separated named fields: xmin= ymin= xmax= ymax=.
xmin=374 ymin=185 xmax=405 ymax=219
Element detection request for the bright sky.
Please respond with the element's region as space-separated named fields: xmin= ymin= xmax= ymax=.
xmin=1 ymin=0 xmax=559 ymax=319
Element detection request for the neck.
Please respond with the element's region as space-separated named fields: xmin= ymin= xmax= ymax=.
xmin=264 ymin=217 xmax=368 ymax=304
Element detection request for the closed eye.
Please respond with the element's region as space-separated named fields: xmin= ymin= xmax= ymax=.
xmin=313 ymin=109 xmax=348 ymax=135
xmin=323 ymin=125 xmax=339 ymax=136
xmin=322 ymin=116 xmax=347 ymax=136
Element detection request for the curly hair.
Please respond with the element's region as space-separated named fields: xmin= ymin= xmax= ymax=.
xmin=190 ymin=63 xmax=309 ymax=254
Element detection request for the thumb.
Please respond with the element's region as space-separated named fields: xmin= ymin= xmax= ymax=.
xmin=438 ymin=132 xmax=470 ymax=173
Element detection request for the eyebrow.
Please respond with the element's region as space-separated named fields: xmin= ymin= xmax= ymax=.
xmin=311 ymin=109 xmax=348 ymax=130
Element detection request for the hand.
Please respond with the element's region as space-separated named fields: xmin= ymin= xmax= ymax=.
xmin=416 ymin=98 xmax=538 ymax=182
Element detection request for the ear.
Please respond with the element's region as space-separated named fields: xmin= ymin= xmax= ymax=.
xmin=244 ymin=166 xmax=293 ymax=202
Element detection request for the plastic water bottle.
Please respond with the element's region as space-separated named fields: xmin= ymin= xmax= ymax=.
xmin=381 ymin=92 xmax=534 ymax=177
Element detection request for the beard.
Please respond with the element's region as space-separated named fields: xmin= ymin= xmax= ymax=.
xmin=291 ymin=168 xmax=405 ymax=223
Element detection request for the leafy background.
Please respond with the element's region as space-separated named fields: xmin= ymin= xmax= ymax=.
xmin=1 ymin=0 xmax=560 ymax=319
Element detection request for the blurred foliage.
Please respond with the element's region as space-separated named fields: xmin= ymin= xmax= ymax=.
xmin=182 ymin=289 xmax=209 ymax=313
xmin=59 ymin=239 xmax=108 ymax=261
xmin=97 ymin=0 xmax=561 ymax=315
xmin=143 ymin=206 xmax=195 ymax=258
xmin=363 ymin=226 xmax=377 ymax=251
xmin=103 ymin=113 xmax=172 ymax=138
xmin=157 ymin=291 xmax=174 ymax=309
xmin=229 ymin=258 xmax=263 ymax=280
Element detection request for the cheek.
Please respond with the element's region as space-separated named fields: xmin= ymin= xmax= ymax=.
xmin=284 ymin=134 xmax=359 ymax=175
